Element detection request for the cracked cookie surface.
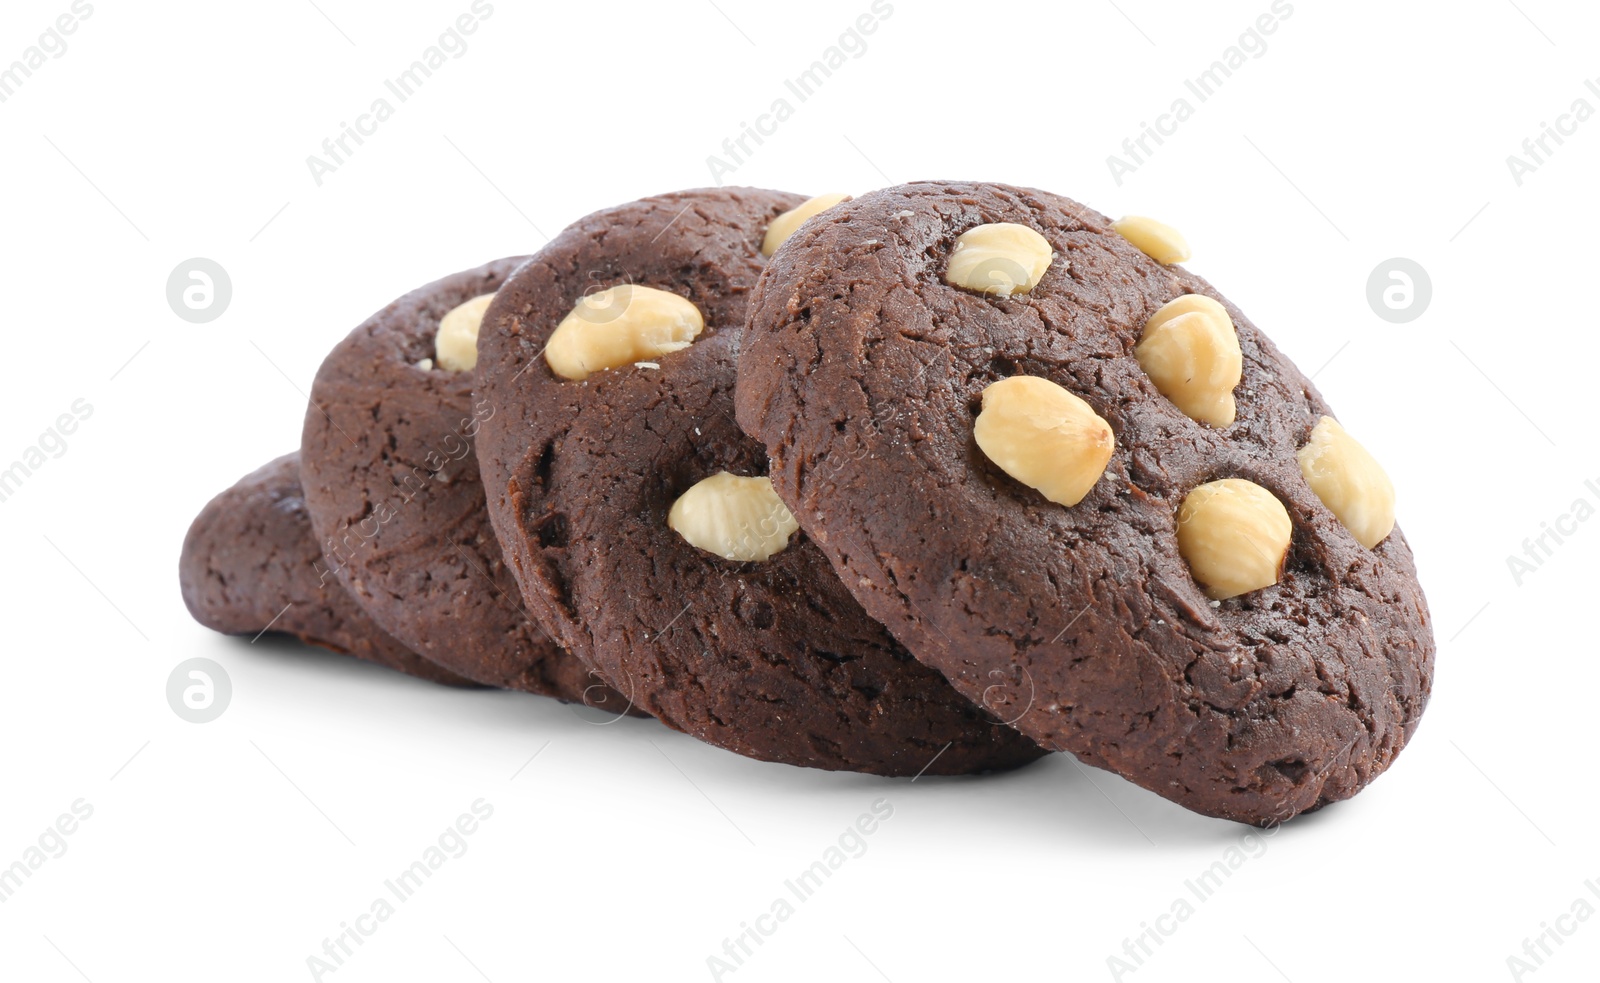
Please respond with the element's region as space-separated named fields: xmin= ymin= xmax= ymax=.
xmin=300 ymin=259 xmax=630 ymax=710
xmin=736 ymin=181 xmax=1434 ymax=822
xmin=475 ymin=187 xmax=1044 ymax=775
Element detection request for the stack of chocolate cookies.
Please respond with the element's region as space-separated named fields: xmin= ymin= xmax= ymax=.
xmin=180 ymin=181 xmax=1435 ymax=824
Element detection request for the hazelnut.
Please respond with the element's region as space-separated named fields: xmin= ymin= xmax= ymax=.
xmin=945 ymin=223 xmax=1055 ymax=298
xmin=1135 ymin=294 xmax=1243 ymax=427
xmin=762 ymin=193 xmax=851 ymax=256
xmin=1297 ymin=416 xmax=1396 ymax=549
xmin=1176 ymin=478 xmax=1293 ymax=600
xmin=1112 ymin=215 xmax=1191 ymax=265
xmin=435 ymin=293 xmax=497 ymax=373
xmin=667 ymin=472 xmax=800 ymax=562
xmin=974 ymin=376 xmax=1115 ymax=507
xmin=545 ymin=285 xmax=704 ymax=381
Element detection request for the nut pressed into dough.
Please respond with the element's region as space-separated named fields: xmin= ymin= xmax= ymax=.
xmin=1297 ymin=416 xmax=1396 ymax=549
xmin=545 ymin=285 xmax=704 ymax=381
xmin=945 ymin=223 xmax=1055 ymax=298
xmin=1135 ymin=294 xmax=1243 ymax=427
xmin=435 ymin=293 xmax=497 ymax=372
xmin=1175 ymin=478 xmax=1293 ymax=600
xmin=667 ymin=472 xmax=800 ymax=562
xmin=1112 ymin=215 xmax=1191 ymax=265
xmin=762 ymin=193 xmax=851 ymax=257
xmin=973 ymin=375 xmax=1115 ymax=507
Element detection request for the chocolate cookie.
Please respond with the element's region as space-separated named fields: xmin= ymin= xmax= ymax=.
xmin=475 ymin=187 xmax=1044 ymax=775
xmin=736 ymin=181 xmax=1434 ymax=822
xmin=179 ymin=453 xmax=476 ymax=686
xmin=299 ymin=259 xmax=630 ymax=712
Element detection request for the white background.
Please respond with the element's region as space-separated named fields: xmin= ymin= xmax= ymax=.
xmin=2 ymin=0 xmax=1596 ymax=980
